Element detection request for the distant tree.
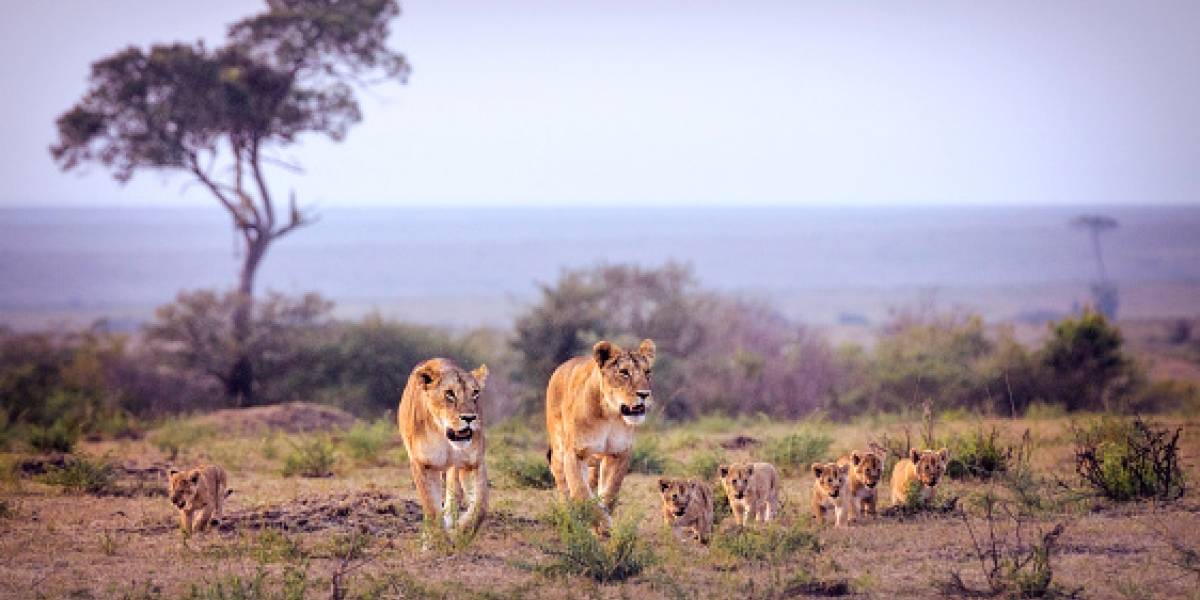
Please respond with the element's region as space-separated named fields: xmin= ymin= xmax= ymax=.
xmin=1072 ymin=214 xmax=1119 ymax=318
xmin=1039 ymin=310 xmax=1139 ymax=411
xmin=50 ymin=0 xmax=409 ymax=405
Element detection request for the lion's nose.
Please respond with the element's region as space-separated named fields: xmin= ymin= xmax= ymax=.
xmin=635 ymin=390 xmax=650 ymax=401
xmin=461 ymin=414 xmax=477 ymax=423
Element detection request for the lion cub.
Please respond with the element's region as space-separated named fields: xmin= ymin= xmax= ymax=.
xmin=836 ymin=449 xmax=884 ymax=522
xmin=167 ymin=464 xmax=230 ymax=534
xmin=718 ymin=462 xmax=780 ymax=525
xmin=658 ymin=478 xmax=714 ymax=544
xmin=810 ymin=462 xmax=850 ymax=527
xmin=890 ymin=448 xmax=949 ymax=506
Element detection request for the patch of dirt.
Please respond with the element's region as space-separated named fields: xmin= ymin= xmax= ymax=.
xmin=193 ymin=402 xmax=356 ymax=434
xmin=721 ymin=435 xmax=760 ymax=450
xmin=784 ymin=578 xmax=851 ymax=597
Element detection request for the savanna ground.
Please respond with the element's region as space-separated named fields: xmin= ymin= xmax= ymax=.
xmin=1 ymin=407 xmax=1198 ymax=600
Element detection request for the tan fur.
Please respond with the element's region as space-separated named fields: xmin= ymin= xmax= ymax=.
xmin=167 ymin=464 xmax=229 ymax=535
xmin=545 ymin=339 xmax=656 ymax=526
xmin=890 ymin=447 xmax=949 ymax=506
xmin=837 ymin=449 xmax=885 ymax=522
xmin=658 ymin=478 xmax=713 ymax=544
xmin=398 ymin=358 xmax=490 ymax=541
xmin=810 ymin=462 xmax=850 ymax=527
xmin=718 ymin=462 xmax=780 ymax=526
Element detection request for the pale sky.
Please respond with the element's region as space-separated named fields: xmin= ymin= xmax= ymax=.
xmin=2 ymin=0 xmax=1199 ymax=208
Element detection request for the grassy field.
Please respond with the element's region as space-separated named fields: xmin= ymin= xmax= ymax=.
xmin=1 ymin=410 xmax=1198 ymax=599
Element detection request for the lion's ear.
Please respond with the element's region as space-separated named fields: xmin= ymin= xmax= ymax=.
xmin=415 ymin=362 xmax=440 ymax=388
xmin=659 ymin=478 xmax=670 ymax=492
xmin=851 ymin=451 xmax=862 ymax=465
xmin=168 ymin=468 xmax=179 ymax=476
xmin=638 ymin=339 xmax=656 ymax=364
xmin=910 ymin=448 xmax=922 ymax=463
xmin=745 ymin=464 xmax=753 ymax=476
xmin=593 ymin=341 xmax=617 ymax=367
xmin=811 ymin=463 xmax=823 ymax=477
xmin=472 ymin=364 xmax=489 ymax=388
xmin=718 ymin=464 xmax=729 ymax=478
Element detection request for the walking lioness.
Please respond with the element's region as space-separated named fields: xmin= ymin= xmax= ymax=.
xmin=399 ymin=358 xmax=490 ymax=541
xmin=546 ymin=339 xmax=656 ymax=526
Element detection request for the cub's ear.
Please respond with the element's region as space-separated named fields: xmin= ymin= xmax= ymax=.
xmin=189 ymin=471 xmax=201 ymax=484
xmin=414 ymin=361 xmax=441 ymax=388
xmin=718 ymin=464 xmax=730 ymax=478
xmin=659 ymin=478 xmax=670 ymax=492
xmin=745 ymin=464 xmax=753 ymax=476
xmin=910 ymin=448 xmax=922 ymax=463
xmin=937 ymin=447 xmax=949 ymax=463
xmin=811 ymin=463 xmax=823 ymax=477
xmin=168 ymin=468 xmax=179 ymax=477
xmin=472 ymin=364 xmax=489 ymax=387
xmin=593 ymin=341 xmax=618 ymax=366
xmin=638 ymin=339 xmax=656 ymax=364
xmin=851 ymin=451 xmax=862 ymax=465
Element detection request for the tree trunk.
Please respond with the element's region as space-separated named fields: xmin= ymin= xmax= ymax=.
xmin=228 ymin=232 xmax=270 ymax=407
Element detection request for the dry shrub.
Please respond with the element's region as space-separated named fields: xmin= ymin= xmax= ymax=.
xmin=1072 ymin=417 xmax=1185 ymax=501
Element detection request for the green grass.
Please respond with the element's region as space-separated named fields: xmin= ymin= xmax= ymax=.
xmin=341 ymin=419 xmax=396 ymax=465
xmin=149 ymin=418 xmax=217 ymax=461
xmin=711 ymin=522 xmax=820 ymax=563
xmin=494 ymin=452 xmax=555 ymax=489
xmin=539 ymin=501 xmax=656 ymax=583
xmin=27 ymin=420 xmax=78 ymax=454
xmin=281 ymin=436 xmax=336 ymax=478
xmin=684 ymin=447 xmax=726 ymax=479
xmin=945 ymin=425 xmax=1012 ymax=480
xmin=38 ymin=454 xmax=116 ymax=494
xmin=629 ymin=437 xmax=670 ymax=475
xmin=761 ymin=428 xmax=833 ymax=475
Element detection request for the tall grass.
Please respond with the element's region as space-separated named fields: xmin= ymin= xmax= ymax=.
xmin=539 ymin=501 xmax=655 ymax=583
xmin=761 ymin=428 xmax=833 ymax=475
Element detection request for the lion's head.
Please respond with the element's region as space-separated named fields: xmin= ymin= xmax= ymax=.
xmin=592 ymin=339 xmax=656 ymax=425
xmin=167 ymin=468 xmax=202 ymax=511
xmin=658 ymin=478 xmax=702 ymax=518
xmin=849 ymin=450 xmax=884 ymax=489
xmin=910 ymin=447 xmax=949 ymax=487
xmin=811 ymin=462 xmax=849 ymax=499
xmin=412 ymin=358 xmax=489 ymax=449
xmin=718 ymin=463 xmax=756 ymax=501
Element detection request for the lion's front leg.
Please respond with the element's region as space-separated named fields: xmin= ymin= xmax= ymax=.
xmin=597 ymin=452 xmax=630 ymax=515
xmin=195 ymin=504 xmax=215 ymax=532
xmin=411 ymin=462 xmax=446 ymax=529
xmin=458 ymin=463 xmax=488 ymax=538
xmin=179 ymin=509 xmax=194 ymax=534
xmin=443 ymin=467 xmax=464 ymax=530
xmin=562 ymin=443 xmax=593 ymax=503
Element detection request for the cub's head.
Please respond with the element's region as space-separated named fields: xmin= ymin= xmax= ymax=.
xmin=658 ymin=478 xmax=701 ymax=518
xmin=411 ymin=358 xmax=489 ymax=449
xmin=593 ymin=339 xmax=656 ymax=425
xmin=167 ymin=468 xmax=202 ymax=511
xmin=849 ymin=450 xmax=884 ymax=488
xmin=811 ymin=462 xmax=849 ymax=499
xmin=910 ymin=447 xmax=949 ymax=487
xmin=718 ymin=463 xmax=756 ymax=501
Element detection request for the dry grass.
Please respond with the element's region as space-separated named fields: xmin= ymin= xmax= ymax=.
xmin=0 ymin=413 xmax=1197 ymax=599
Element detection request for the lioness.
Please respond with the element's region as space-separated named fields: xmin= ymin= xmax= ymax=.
xmin=545 ymin=339 xmax=656 ymax=525
xmin=658 ymin=478 xmax=714 ymax=544
xmin=718 ymin=462 xmax=780 ymax=525
xmin=890 ymin=447 xmax=949 ymax=506
xmin=399 ymin=358 xmax=490 ymax=540
xmin=810 ymin=462 xmax=849 ymax=527
xmin=167 ymin=464 xmax=230 ymax=535
xmin=836 ymin=449 xmax=884 ymax=522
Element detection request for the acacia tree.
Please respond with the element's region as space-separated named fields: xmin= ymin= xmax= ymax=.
xmin=50 ymin=0 xmax=408 ymax=405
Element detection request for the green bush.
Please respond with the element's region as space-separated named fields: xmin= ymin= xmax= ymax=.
xmin=685 ymin=447 xmax=726 ymax=479
xmin=540 ymin=501 xmax=655 ymax=583
xmin=39 ymin=454 xmax=116 ymax=494
xmin=495 ymin=453 xmax=555 ymax=489
xmin=27 ymin=420 xmax=78 ymax=453
xmin=945 ymin=425 xmax=1012 ymax=480
xmin=762 ymin=429 xmax=832 ymax=475
xmin=629 ymin=437 xmax=669 ymax=475
xmin=281 ymin=436 xmax=336 ymax=478
xmin=711 ymin=522 xmax=819 ymax=562
xmin=341 ymin=419 xmax=396 ymax=464
xmin=149 ymin=418 xmax=216 ymax=460
xmin=1073 ymin=417 xmax=1185 ymax=501
xmin=1040 ymin=310 xmax=1139 ymax=412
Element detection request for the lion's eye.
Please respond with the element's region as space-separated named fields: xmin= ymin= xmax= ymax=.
xmin=619 ymin=368 xmax=630 ymax=378
xmin=471 ymin=389 xmax=480 ymax=400
xmin=445 ymin=390 xmax=456 ymax=402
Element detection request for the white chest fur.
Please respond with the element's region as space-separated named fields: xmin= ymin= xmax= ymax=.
xmin=576 ymin=419 xmax=636 ymax=456
xmin=415 ymin=437 xmax=481 ymax=469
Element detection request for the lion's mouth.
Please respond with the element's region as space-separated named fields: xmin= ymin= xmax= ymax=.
xmin=829 ymin=490 xmax=840 ymax=498
xmin=619 ymin=404 xmax=646 ymax=417
xmin=673 ymin=508 xmax=686 ymax=517
xmin=446 ymin=427 xmax=474 ymax=442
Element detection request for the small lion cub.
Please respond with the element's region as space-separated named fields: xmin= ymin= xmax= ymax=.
xmin=658 ymin=477 xmax=714 ymax=544
xmin=890 ymin=448 xmax=949 ymax=507
xmin=718 ymin=462 xmax=780 ymax=526
xmin=167 ymin=464 xmax=231 ymax=534
xmin=836 ymin=449 xmax=884 ymax=522
xmin=810 ymin=462 xmax=850 ymax=527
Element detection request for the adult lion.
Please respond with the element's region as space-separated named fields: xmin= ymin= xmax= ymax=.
xmin=398 ymin=358 xmax=490 ymax=541
xmin=545 ymin=339 xmax=655 ymax=523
